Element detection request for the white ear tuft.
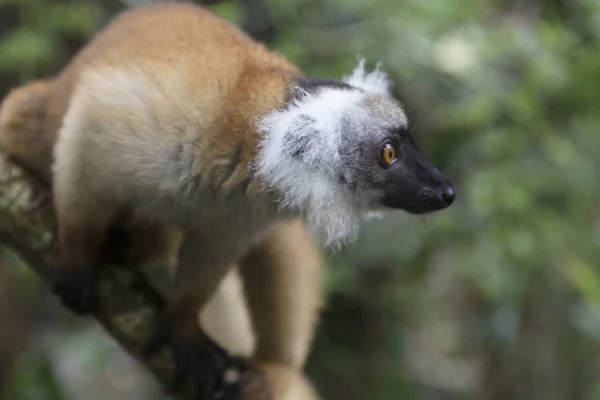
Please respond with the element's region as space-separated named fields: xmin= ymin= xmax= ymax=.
xmin=342 ymin=59 xmax=393 ymax=97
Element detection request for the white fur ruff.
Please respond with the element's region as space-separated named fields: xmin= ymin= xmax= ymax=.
xmin=253 ymin=61 xmax=393 ymax=249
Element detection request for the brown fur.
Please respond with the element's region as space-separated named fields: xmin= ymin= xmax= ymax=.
xmin=0 ymin=3 xmax=323 ymax=399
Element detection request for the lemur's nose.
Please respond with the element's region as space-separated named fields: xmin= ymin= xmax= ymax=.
xmin=440 ymin=186 xmax=456 ymax=206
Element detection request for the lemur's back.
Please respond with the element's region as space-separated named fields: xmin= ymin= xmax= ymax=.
xmin=1 ymin=2 xmax=301 ymax=183
xmin=51 ymin=1 xmax=299 ymax=132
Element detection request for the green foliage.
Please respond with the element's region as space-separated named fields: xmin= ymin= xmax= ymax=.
xmin=0 ymin=0 xmax=104 ymax=80
xmin=2 ymin=350 xmax=67 ymax=400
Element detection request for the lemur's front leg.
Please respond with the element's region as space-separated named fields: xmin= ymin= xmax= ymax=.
xmin=144 ymin=229 xmax=252 ymax=400
xmin=52 ymin=170 xmax=119 ymax=314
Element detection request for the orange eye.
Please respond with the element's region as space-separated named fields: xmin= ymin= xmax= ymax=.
xmin=381 ymin=143 xmax=396 ymax=165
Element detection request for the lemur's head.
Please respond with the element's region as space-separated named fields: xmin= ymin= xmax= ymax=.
xmin=255 ymin=60 xmax=455 ymax=248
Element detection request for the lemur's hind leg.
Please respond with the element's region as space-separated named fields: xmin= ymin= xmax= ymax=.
xmin=239 ymin=219 xmax=323 ymax=400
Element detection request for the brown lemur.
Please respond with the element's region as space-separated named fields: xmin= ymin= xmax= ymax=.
xmin=0 ymin=2 xmax=455 ymax=399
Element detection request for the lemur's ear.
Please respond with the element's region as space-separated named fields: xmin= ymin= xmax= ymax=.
xmin=342 ymin=59 xmax=393 ymax=97
xmin=283 ymin=114 xmax=318 ymax=160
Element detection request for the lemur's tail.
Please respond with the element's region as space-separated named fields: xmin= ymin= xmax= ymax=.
xmin=0 ymin=80 xmax=55 ymax=181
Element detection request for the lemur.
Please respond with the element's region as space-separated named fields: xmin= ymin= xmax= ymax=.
xmin=0 ymin=2 xmax=455 ymax=399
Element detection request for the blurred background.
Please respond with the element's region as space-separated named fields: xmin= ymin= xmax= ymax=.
xmin=1 ymin=0 xmax=600 ymax=399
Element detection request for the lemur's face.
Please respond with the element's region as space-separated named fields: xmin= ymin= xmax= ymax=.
xmin=339 ymin=94 xmax=455 ymax=214
xmin=255 ymin=61 xmax=456 ymax=247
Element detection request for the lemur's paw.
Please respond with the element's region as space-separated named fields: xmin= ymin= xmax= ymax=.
xmin=240 ymin=365 xmax=274 ymax=400
xmin=144 ymin=310 xmax=250 ymax=399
